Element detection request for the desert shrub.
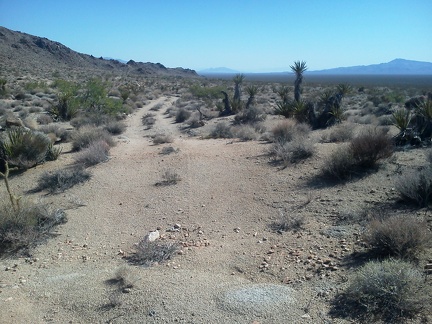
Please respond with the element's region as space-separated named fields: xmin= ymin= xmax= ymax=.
xmin=33 ymin=166 xmax=91 ymax=194
xmin=425 ymin=148 xmax=432 ymax=164
xmin=175 ymin=108 xmax=191 ymax=123
xmin=128 ymin=240 xmax=179 ymax=266
xmin=273 ymin=212 xmax=305 ymax=232
xmin=155 ymin=169 xmax=181 ymax=186
xmin=37 ymin=113 xmax=53 ymax=125
xmin=142 ymin=113 xmax=156 ymax=128
xmin=209 ymin=121 xmax=233 ymax=138
xmin=70 ymin=114 xmax=113 ymax=128
xmin=395 ymin=167 xmax=432 ymax=207
xmin=321 ymin=123 xmax=354 ymax=143
xmin=152 ymin=133 xmax=173 ymax=145
xmin=160 ymin=146 xmax=177 ymax=155
xmin=270 ymin=136 xmax=315 ymax=163
xmin=330 ymin=259 xmax=429 ymax=322
xmin=74 ymin=140 xmax=110 ymax=167
xmin=0 ymin=201 xmax=66 ymax=254
xmin=321 ymin=145 xmax=356 ymax=180
xmin=364 ymin=215 xmax=430 ymax=260
xmin=234 ymin=106 xmax=266 ymax=124
xmin=104 ymin=121 xmax=126 ymax=135
xmin=232 ymin=125 xmax=259 ymax=141
xmin=350 ymin=127 xmax=393 ymax=168
xmin=71 ymin=126 xmax=114 ymax=151
xmin=38 ymin=124 xmax=68 ymax=142
xmin=0 ymin=128 xmax=51 ymax=169
xmin=149 ymin=103 xmax=163 ymax=111
xmin=271 ymin=120 xmax=310 ymax=144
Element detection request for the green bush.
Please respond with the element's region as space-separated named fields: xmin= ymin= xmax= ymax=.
xmin=364 ymin=215 xmax=430 ymax=260
xmin=330 ymin=259 xmax=429 ymax=322
xmin=1 ymin=128 xmax=51 ymax=169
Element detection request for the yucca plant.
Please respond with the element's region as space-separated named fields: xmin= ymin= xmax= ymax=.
xmin=392 ymin=108 xmax=412 ymax=131
xmin=233 ymin=73 xmax=245 ymax=101
xmin=290 ymin=61 xmax=308 ymax=103
xmin=275 ymin=100 xmax=294 ymax=118
xmin=245 ymin=85 xmax=259 ymax=109
xmin=416 ymin=99 xmax=432 ymax=121
xmin=337 ymin=83 xmax=353 ymax=97
xmin=1 ymin=128 xmax=51 ymax=169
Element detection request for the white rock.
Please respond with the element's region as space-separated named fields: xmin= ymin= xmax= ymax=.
xmin=144 ymin=230 xmax=160 ymax=242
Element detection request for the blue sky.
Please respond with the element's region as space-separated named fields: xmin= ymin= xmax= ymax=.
xmin=1 ymin=1 xmax=431 ymax=72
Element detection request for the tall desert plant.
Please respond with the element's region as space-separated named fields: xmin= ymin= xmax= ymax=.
xmin=233 ymin=73 xmax=245 ymax=101
xmin=290 ymin=61 xmax=307 ymax=103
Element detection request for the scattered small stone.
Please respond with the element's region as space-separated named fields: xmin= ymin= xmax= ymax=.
xmin=144 ymin=230 xmax=160 ymax=242
xmin=301 ymin=314 xmax=311 ymax=319
xmin=234 ymin=227 xmax=240 ymax=233
xmin=122 ymin=288 xmax=131 ymax=293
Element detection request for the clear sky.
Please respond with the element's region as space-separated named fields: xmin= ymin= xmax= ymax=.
xmin=1 ymin=0 xmax=431 ymax=72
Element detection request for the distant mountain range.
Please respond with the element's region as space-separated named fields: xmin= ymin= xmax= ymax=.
xmin=309 ymin=59 xmax=432 ymax=75
xmin=199 ymin=59 xmax=432 ymax=76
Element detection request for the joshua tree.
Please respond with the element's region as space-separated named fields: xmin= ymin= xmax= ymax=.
xmin=245 ymin=85 xmax=259 ymax=109
xmin=233 ymin=73 xmax=245 ymax=101
xmin=290 ymin=61 xmax=308 ymax=103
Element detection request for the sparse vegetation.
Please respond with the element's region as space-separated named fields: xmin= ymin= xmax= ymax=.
xmin=71 ymin=126 xmax=114 ymax=151
xmin=155 ymin=169 xmax=181 ymax=186
xmin=74 ymin=140 xmax=110 ymax=167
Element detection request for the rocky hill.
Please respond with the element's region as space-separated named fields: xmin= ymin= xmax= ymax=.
xmin=0 ymin=26 xmax=197 ymax=78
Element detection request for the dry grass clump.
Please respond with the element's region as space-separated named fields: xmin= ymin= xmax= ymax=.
xmin=363 ymin=215 xmax=431 ymax=260
xmin=36 ymin=113 xmax=53 ymax=125
xmin=0 ymin=201 xmax=66 ymax=255
xmin=232 ymin=125 xmax=259 ymax=141
xmin=269 ymin=120 xmax=314 ymax=163
xmin=71 ymin=126 xmax=114 ymax=151
xmin=33 ymin=166 xmax=91 ymax=194
xmin=160 ymin=146 xmax=178 ymax=155
xmin=155 ymin=169 xmax=181 ymax=186
xmin=271 ymin=120 xmax=311 ymax=143
xmin=234 ymin=106 xmax=266 ymax=124
xmin=330 ymin=259 xmax=429 ymax=323
xmin=142 ymin=113 xmax=156 ymax=128
xmin=103 ymin=120 xmax=126 ymax=135
xmin=38 ymin=124 xmax=68 ymax=142
xmin=395 ymin=167 xmax=432 ymax=207
xmin=209 ymin=121 xmax=233 ymax=138
xmin=320 ymin=123 xmax=355 ymax=143
xmin=128 ymin=240 xmax=179 ymax=266
xmin=152 ymin=133 xmax=173 ymax=145
xmin=74 ymin=140 xmax=110 ymax=167
xmin=273 ymin=211 xmax=305 ymax=232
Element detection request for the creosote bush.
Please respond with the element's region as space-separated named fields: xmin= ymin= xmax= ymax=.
xmin=330 ymin=259 xmax=429 ymax=322
xmin=152 ymin=133 xmax=173 ymax=145
xmin=364 ymin=215 xmax=430 ymax=260
xmin=271 ymin=120 xmax=311 ymax=143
